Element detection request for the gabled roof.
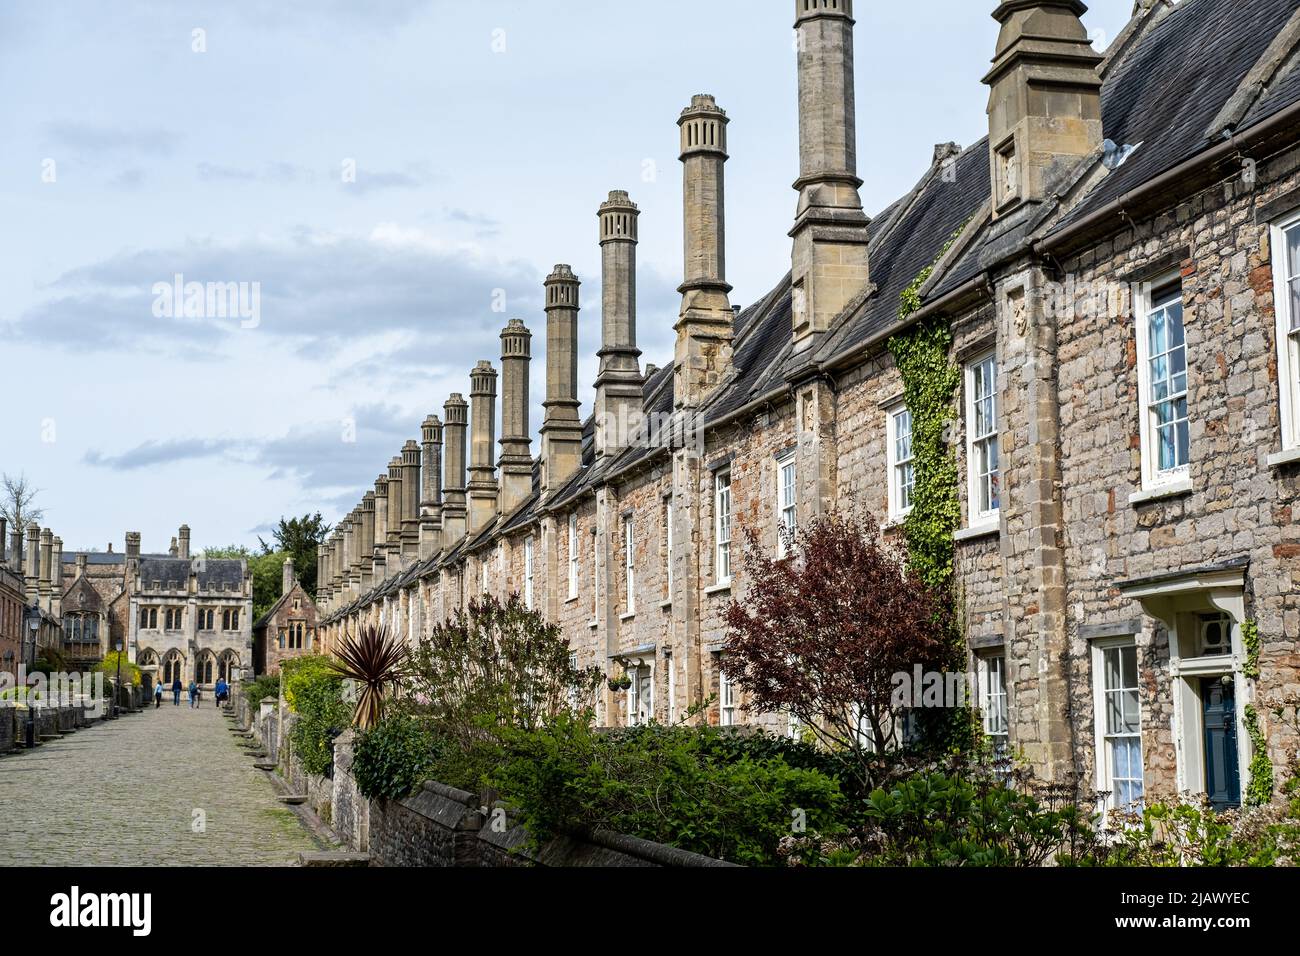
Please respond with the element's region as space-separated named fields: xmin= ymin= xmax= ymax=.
xmin=62 ymin=574 xmax=103 ymax=613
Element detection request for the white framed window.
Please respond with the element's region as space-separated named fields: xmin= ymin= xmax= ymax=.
xmin=976 ymin=655 xmax=1008 ymax=759
xmin=664 ymin=499 xmax=674 ymax=596
xmin=1135 ymin=278 xmax=1189 ymax=488
xmin=719 ymin=667 xmax=737 ymax=727
xmin=627 ymin=663 xmax=653 ymax=726
xmin=965 ymin=353 xmax=1000 ymax=524
xmin=623 ymin=517 xmax=635 ymax=614
xmin=776 ymin=453 xmax=796 ymax=556
xmin=481 ymin=557 xmax=489 ymax=596
xmin=715 ymin=470 xmax=732 ymax=584
xmin=1270 ymin=213 xmax=1300 ymax=452
xmin=1093 ymin=639 xmax=1144 ymax=812
xmin=567 ymin=514 xmax=578 ymax=600
xmin=524 ymin=536 xmax=534 ymax=609
xmin=886 ymin=405 xmax=915 ymax=521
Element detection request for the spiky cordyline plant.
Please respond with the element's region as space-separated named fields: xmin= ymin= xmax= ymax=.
xmin=333 ymin=625 xmax=407 ymax=730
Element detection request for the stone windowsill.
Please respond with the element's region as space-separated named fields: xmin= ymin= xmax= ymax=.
xmin=564 ymin=595 xmax=580 ymax=605
xmin=1128 ymin=477 xmax=1193 ymax=506
xmin=619 ymin=612 xmax=637 ymax=623
xmin=704 ymin=582 xmax=732 ymax=596
xmin=660 ymin=599 xmax=673 ymax=610
xmin=1267 ymin=446 xmax=1300 ymax=469
xmin=587 ymin=620 xmax=598 ymax=630
xmin=882 ymin=513 xmax=910 ymax=532
xmin=954 ymin=522 xmax=999 ymax=543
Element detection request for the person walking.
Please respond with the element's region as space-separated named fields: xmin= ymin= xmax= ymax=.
xmin=154 ymin=682 xmax=163 ymax=709
xmin=172 ymin=676 xmax=182 ymax=706
xmin=214 ymin=676 xmax=228 ymax=709
xmin=187 ymin=680 xmax=197 ymax=709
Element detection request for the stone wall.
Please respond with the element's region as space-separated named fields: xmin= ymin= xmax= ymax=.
xmin=368 ymin=780 xmax=737 ymax=868
xmin=0 ymin=704 xmax=13 ymax=753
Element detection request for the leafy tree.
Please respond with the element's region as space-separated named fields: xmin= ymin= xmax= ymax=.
xmin=95 ymin=651 xmax=142 ymax=687
xmin=404 ymin=594 xmax=605 ymax=752
xmin=202 ymin=545 xmax=284 ymax=621
xmin=259 ymin=513 xmax=331 ymax=599
xmin=723 ymin=509 xmax=953 ymax=789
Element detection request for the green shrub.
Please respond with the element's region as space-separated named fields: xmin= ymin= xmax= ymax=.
xmin=353 ymin=715 xmax=442 ymax=800
xmin=288 ymin=666 xmax=349 ymax=777
xmin=490 ymin=717 xmax=844 ymax=866
xmin=242 ymin=674 xmax=280 ymax=709
xmin=853 ymin=770 xmax=1091 ymax=867
xmin=94 ymin=652 xmax=143 ymax=686
xmin=281 ymin=655 xmax=339 ymax=713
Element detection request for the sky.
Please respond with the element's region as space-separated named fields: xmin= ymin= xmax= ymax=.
xmin=0 ymin=0 xmax=1138 ymax=554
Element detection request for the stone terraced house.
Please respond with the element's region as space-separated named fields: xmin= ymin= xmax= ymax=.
xmin=318 ymin=0 xmax=1300 ymax=812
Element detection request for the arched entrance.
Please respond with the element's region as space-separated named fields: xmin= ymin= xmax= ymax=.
xmin=194 ymin=651 xmax=216 ymax=686
xmin=218 ymin=650 xmax=241 ymax=682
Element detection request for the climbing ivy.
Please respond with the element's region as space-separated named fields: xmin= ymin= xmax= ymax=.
xmin=888 ymin=319 xmax=962 ymax=591
xmin=1241 ymin=619 xmax=1261 ymax=681
xmin=1243 ymin=704 xmax=1275 ymax=807
xmin=887 ymin=227 xmax=966 ymax=592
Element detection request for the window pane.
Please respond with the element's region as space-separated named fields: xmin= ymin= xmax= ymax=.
xmin=1289 ymin=276 xmax=1300 ymax=332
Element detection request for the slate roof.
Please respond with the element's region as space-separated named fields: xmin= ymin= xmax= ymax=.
xmin=61 ymin=552 xmax=126 ymax=566
xmin=1051 ymin=0 xmax=1300 ymax=234
xmin=138 ymin=557 xmax=245 ymax=591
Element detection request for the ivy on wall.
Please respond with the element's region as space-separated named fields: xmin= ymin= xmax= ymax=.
xmin=1244 ymin=704 xmax=1275 ymax=807
xmin=887 ymin=227 xmax=966 ymax=592
xmin=888 ymin=319 xmax=962 ymax=592
xmin=1241 ymin=619 xmax=1261 ymax=681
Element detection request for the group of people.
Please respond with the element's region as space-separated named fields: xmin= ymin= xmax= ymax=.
xmin=152 ymin=676 xmax=230 ymax=709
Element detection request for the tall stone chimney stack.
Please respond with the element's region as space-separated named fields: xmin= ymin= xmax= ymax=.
xmin=468 ymin=362 xmax=500 ymax=533
xmin=51 ymin=537 xmax=63 ymax=617
xmin=420 ymin=415 xmax=444 ymax=559
xmin=0 ymin=519 xmax=7 ymax=568
xmin=675 ymin=94 xmax=734 ymax=409
xmin=38 ymin=528 xmax=53 ymax=603
xmin=401 ymin=440 xmax=422 ymax=557
xmin=359 ymin=492 xmax=376 ymax=588
xmin=540 ymin=265 xmax=584 ymax=495
xmin=282 ymin=555 xmax=295 ymax=595
xmin=594 ymin=191 xmax=643 ymax=457
xmin=386 ymin=457 xmax=405 ymax=571
xmin=499 ymin=319 xmax=534 ymax=515
xmin=316 ymin=544 xmax=328 ymax=606
xmin=9 ymin=526 xmax=22 ymax=577
xmin=342 ymin=510 xmax=358 ymax=598
xmin=126 ymin=532 xmax=141 ymax=559
xmin=442 ymin=394 xmax=469 ymax=544
xmin=790 ymin=0 xmax=871 ymax=351
xmin=984 ymin=0 xmax=1103 ymax=219
xmin=372 ymin=474 xmax=389 ymax=582
xmin=24 ymin=524 xmax=39 ymax=590
xmin=178 ymin=525 xmax=191 ymax=560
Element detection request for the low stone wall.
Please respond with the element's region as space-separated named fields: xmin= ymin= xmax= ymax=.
xmin=35 ymin=706 xmax=58 ymax=739
xmin=0 ymin=705 xmax=14 ymax=753
xmin=369 ymin=780 xmax=737 ymax=868
xmin=56 ymin=705 xmax=76 ymax=733
xmin=330 ymin=731 xmax=368 ymax=852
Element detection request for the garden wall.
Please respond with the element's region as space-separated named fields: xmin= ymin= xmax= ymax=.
xmin=368 ymin=781 xmax=738 ymax=868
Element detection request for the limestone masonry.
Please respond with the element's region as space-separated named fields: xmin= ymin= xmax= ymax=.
xmin=316 ymin=0 xmax=1300 ymax=812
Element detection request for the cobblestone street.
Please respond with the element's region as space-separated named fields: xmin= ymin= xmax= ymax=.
xmin=0 ymin=700 xmax=323 ymax=866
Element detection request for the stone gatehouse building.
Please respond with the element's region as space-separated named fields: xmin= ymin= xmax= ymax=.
xmin=57 ymin=526 xmax=253 ymax=690
xmin=318 ymin=0 xmax=1300 ymax=812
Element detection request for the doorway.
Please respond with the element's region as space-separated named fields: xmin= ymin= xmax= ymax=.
xmin=1202 ymin=676 xmax=1241 ymax=811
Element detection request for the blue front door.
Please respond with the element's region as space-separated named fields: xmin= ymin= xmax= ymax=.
xmin=1202 ymin=678 xmax=1241 ymax=811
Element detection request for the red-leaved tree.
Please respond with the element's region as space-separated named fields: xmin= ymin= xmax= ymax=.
xmin=723 ymin=509 xmax=953 ymax=784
